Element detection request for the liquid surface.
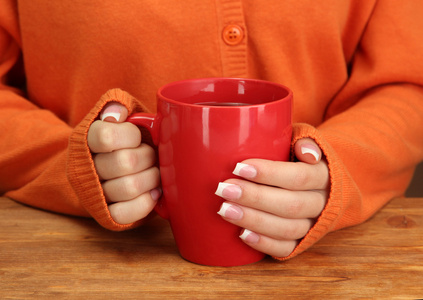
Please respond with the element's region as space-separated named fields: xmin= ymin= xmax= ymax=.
xmin=194 ymin=102 xmax=250 ymax=106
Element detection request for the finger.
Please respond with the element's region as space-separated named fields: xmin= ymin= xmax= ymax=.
xmin=102 ymin=167 xmax=160 ymax=202
xmin=88 ymin=120 xmax=142 ymax=153
xmin=94 ymin=143 xmax=156 ymax=180
xmin=233 ymin=159 xmax=329 ymax=191
xmin=294 ymin=138 xmax=322 ymax=165
xmin=215 ymin=179 xmax=327 ymax=219
xmin=239 ymin=229 xmax=298 ymax=258
xmin=100 ymin=102 xmax=129 ymax=123
xmin=108 ymin=189 xmax=161 ymax=224
xmin=217 ymin=202 xmax=314 ymax=240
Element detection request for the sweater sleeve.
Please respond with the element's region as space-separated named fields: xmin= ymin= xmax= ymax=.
xmin=0 ymin=3 xmax=148 ymax=230
xmin=67 ymin=89 xmax=151 ymax=230
xmin=1 ymin=90 xmax=149 ymax=230
xmin=280 ymin=0 xmax=423 ymax=260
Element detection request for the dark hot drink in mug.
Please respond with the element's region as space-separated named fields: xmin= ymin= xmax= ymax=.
xmin=194 ymin=102 xmax=250 ymax=106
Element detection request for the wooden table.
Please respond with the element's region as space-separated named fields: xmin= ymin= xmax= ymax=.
xmin=0 ymin=197 xmax=422 ymax=299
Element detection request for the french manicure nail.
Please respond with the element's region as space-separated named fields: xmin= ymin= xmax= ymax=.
xmin=301 ymin=145 xmax=320 ymax=161
xmin=101 ymin=112 xmax=121 ymax=122
xmin=239 ymin=229 xmax=260 ymax=244
xmin=233 ymin=163 xmax=257 ymax=179
xmin=215 ymin=182 xmax=242 ymax=200
xmin=217 ymin=202 xmax=243 ymax=220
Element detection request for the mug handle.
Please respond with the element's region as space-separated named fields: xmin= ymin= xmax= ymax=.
xmin=126 ymin=113 xmax=169 ymax=220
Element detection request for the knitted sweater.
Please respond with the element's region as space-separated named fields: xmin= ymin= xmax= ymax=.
xmin=1 ymin=0 xmax=422 ymax=260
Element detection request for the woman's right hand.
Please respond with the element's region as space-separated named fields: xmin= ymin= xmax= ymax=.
xmin=87 ymin=102 xmax=161 ymax=224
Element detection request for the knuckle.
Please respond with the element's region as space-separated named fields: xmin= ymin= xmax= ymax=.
xmin=248 ymin=186 xmax=262 ymax=206
xmin=120 ymin=168 xmax=160 ymax=199
xmin=290 ymin=167 xmax=311 ymax=190
xmin=108 ymin=195 xmax=154 ymax=225
xmin=116 ymin=150 xmax=139 ymax=174
xmin=281 ymin=220 xmax=311 ymax=240
xmin=121 ymin=176 xmax=142 ymax=199
xmin=96 ymin=124 xmax=119 ymax=152
xmin=249 ymin=211 xmax=266 ymax=229
xmin=279 ymin=226 xmax=300 ymax=240
xmin=243 ymin=182 xmax=266 ymax=207
xmin=285 ymin=197 xmax=305 ymax=218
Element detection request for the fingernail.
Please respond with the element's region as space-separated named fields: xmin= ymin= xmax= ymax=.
xmin=233 ymin=163 xmax=257 ymax=179
xmin=301 ymin=145 xmax=320 ymax=161
xmin=217 ymin=202 xmax=243 ymax=220
xmin=101 ymin=112 xmax=121 ymax=122
xmin=150 ymin=188 xmax=162 ymax=201
xmin=239 ymin=229 xmax=260 ymax=244
xmin=215 ymin=182 xmax=242 ymax=200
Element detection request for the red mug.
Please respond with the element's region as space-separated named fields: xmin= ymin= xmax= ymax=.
xmin=127 ymin=78 xmax=292 ymax=266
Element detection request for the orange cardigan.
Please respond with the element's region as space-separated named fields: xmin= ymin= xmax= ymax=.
xmin=1 ymin=0 xmax=422 ymax=260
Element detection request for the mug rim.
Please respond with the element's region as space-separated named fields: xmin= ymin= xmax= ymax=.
xmin=157 ymin=77 xmax=293 ymax=108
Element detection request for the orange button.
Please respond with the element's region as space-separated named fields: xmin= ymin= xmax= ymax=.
xmin=222 ymin=24 xmax=244 ymax=46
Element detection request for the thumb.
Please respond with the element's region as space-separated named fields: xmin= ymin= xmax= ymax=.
xmin=100 ymin=102 xmax=129 ymax=123
xmin=294 ymin=138 xmax=322 ymax=165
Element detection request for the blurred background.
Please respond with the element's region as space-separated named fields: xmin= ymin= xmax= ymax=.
xmin=406 ymin=162 xmax=423 ymax=197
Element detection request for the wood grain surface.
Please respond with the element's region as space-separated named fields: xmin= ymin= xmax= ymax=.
xmin=0 ymin=197 xmax=422 ymax=299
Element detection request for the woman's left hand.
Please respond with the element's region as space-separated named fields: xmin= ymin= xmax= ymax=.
xmin=215 ymin=138 xmax=330 ymax=257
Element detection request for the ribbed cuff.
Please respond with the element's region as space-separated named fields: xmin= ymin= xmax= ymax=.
xmin=67 ymin=88 xmax=149 ymax=231
xmin=274 ymin=123 xmax=343 ymax=261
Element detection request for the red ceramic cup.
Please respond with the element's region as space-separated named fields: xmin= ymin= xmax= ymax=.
xmin=127 ymin=78 xmax=292 ymax=266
